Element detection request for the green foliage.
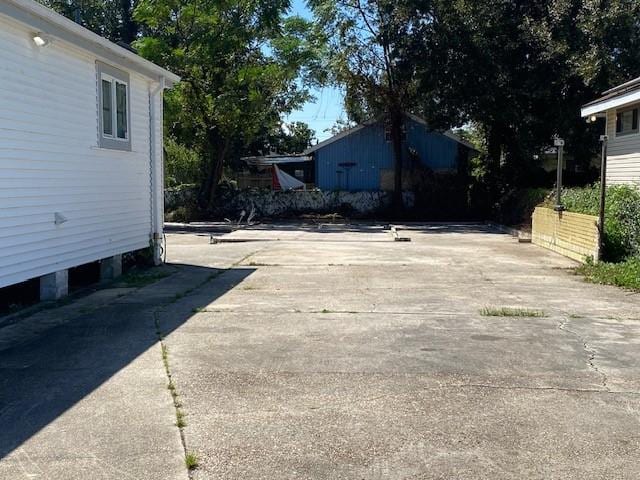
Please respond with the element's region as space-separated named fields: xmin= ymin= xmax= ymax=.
xmin=554 ymin=184 xmax=640 ymax=261
xmin=577 ymin=256 xmax=640 ymax=291
xmin=133 ymin=0 xmax=325 ymax=208
xmin=408 ymin=0 xmax=640 ymax=186
xmin=38 ymin=0 xmax=139 ymax=43
xmin=116 ymin=268 xmax=171 ymax=288
xmin=260 ymin=122 xmax=316 ymax=154
xmin=494 ymin=188 xmax=550 ymax=227
xmin=164 ymin=138 xmax=201 ymax=188
xmin=185 ymin=452 xmax=199 ymax=470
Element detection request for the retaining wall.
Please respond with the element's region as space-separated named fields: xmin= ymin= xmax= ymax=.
xmin=531 ymin=207 xmax=600 ymax=262
xmin=164 ymin=186 xmax=415 ymax=218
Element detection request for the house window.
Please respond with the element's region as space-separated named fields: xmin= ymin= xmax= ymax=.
xmin=616 ymin=107 xmax=639 ymax=136
xmin=294 ymin=169 xmax=304 ymax=179
xmin=97 ymin=62 xmax=131 ymax=151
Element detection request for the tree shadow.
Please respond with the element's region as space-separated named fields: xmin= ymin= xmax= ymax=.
xmin=0 ymin=264 xmax=254 ymax=461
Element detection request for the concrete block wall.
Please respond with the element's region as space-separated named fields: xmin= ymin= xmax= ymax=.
xmin=532 ymin=207 xmax=600 ymax=262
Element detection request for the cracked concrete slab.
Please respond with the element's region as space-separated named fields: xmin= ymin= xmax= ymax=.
xmin=160 ymin=224 xmax=640 ymax=479
xmin=2 ymin=223 xmax=640 ymax=479
xmin=0 ymin=262 xmax=251 ymax=480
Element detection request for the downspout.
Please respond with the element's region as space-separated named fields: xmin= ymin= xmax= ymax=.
xmin=149 ymin=77 xmax=165 ymax=265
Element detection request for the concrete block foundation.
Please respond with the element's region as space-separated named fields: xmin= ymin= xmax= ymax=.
xmin=100 ymin=254 xmax=123 ymax=281
xmin=40 ymin=270 xmax=69 ymax=301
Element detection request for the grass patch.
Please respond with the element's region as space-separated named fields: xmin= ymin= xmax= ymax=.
xmin=320 ymin=309 xmax=332 ymax=314
xmin=480 ymin=306 xmax=546 ymax=317
xmin=176 ymin=409 xmax=187 ymax=428
xmin=192 ymin=307 xmax=207 ymax=313
xmin=185 ymin=452 xmax=199 ymax=470
xmin=117 ymin=268 xmax=171 ymax=288
xmin=576 ymin=257 xmax=640 ymax=291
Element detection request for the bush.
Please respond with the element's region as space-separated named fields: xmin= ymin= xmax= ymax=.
xmin=577 ymin=256 xmax=640 ymax=291
xmin=554 ymin=184 xmax=640 ymax=262
xmin=494 ymin=187 xmax=550 ymax=227
xmin=165 ymin=138 xmax=202 ymax=188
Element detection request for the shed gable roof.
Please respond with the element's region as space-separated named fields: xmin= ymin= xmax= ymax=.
xmin=304 ymin=113 xmax=477 ymax=154
xmin=0 ymin=0 xmax=180 ymax=85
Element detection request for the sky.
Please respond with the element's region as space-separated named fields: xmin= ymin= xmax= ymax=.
xmin=283 ymin=0 xmax=346 ymax=142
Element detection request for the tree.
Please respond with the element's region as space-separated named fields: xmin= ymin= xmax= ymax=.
xmin=134 ymin=0 xmax=324 ymax=209
xmin=309 ymin=0 xmax=421 ymax=208
xmin=407 ymin=0 xmax=640 ymax=187
xmin=273 ymin=122 xmax=317 ymax=153
xmin=39 ymin=0 xmax=139 ymax=43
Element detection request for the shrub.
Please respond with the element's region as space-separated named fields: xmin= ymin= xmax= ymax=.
xmin=494 ymin=187 xmax=550 ymax=227
xmin=555 ymin=184 xmax=640 ymax=262
xmin=164 ymin=138 xmax=202 ymax=188
xmin=577 ymin=256 xmax=640 ymax=291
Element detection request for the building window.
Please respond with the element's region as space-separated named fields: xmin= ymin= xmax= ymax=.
xmin=616 ymin=107 xmax=639 ymax=136
xmin=97 ymin=62 xmax=131 ymax=151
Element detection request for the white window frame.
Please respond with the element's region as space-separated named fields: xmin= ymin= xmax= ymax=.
xmin=97 ymin=61 xmax=131 ymax=151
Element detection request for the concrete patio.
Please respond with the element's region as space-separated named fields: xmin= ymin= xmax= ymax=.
xmin=1 ymin=223 xmax=640 ymax=479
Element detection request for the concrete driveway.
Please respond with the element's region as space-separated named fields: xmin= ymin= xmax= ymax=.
xmin=2 ymin=223 xmax=640 ymax=479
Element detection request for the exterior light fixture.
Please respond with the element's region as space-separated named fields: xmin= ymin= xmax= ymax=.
xmin=32 ymin=33 xmax=50 ymax=47
xmin=590 ymin=115 xmax=598 ymax=122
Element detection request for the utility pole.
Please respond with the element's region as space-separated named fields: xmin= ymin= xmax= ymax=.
xmin=598 ymin=135 xmax=608 ymax=261
xmin=554 ymin=135 xmax=565 ymax=211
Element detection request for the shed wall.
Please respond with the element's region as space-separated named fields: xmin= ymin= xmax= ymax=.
xmin=314 ymin=118 xmax=461 ymax=191
xmin=0 ymin=15 xmax=159 ymax=288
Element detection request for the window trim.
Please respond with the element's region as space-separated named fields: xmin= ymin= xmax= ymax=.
xmin=615 ymin=105 xmax=639 ymax=138
xmin=96 ymin=61 xmax=131 ymax=151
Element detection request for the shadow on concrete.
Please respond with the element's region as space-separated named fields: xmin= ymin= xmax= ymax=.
xmin=398 ymin=223 xmax=505 ymax=235
xmin=0 ymin=264 xmax=254 ymax=461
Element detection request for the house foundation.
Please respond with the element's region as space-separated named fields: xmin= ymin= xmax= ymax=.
xmin=40 ymin=270 xmax=69 ymax=301
xmin=100 ymin=254 xmax=123 ymax=281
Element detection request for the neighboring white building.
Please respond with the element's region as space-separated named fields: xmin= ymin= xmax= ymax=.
xmin=0 ymin=0 xmax=179 ymax=297
xmin=582 ymin=78 xmax=640 ymax=186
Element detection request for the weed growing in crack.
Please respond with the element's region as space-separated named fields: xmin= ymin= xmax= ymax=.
xmin=480 ymin=306 xmax=546 ymax=318
xmin=176 ymin=409 xmax=187 ymax=428
xmin=185 ymin=452 xmax=199 ymax=470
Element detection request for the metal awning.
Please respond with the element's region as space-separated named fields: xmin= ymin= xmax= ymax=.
xmin=241 ymin=155 xmax=313 ymax=167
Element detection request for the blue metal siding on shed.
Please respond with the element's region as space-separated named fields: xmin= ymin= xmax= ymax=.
xmin=315 ymin=123 xmax=393 ymax=191
xmin=314 ymin=117 xmax=461 ymax=191
xmin=405 ymin=118 xmax=460 ymax=171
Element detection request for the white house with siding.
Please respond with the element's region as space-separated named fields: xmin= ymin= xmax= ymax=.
xmin=582 ymin=78 xmax=640 ymax=186
xmin=0 ymin=0 xmax=179 ymax=298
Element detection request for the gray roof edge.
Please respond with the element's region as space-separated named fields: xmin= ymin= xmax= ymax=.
xmin=2 ymin=0 xmax=180 ymax=85
xmin=305 ymin=113 xmax=478 ymax=154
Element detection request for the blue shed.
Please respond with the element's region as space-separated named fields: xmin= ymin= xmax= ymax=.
xmin=305 ymin=114 xmax=476 ymax=191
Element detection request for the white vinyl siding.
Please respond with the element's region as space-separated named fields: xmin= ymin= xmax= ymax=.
xmin=0 ymin=15 xmax=160 ymax=288
xmin=605 ymin=107 xmax=640 ymax=187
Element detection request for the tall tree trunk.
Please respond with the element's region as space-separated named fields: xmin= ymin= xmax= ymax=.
xmin=119 ymin=0 xmax=137 ymax=44
xmin=200 ymin=134 xmax=230 ymax=211
xmin=390 ymin=109 xmax=404 ymax=211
